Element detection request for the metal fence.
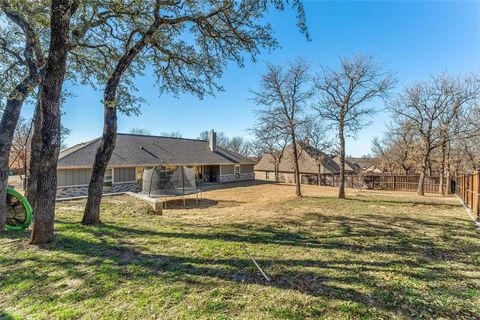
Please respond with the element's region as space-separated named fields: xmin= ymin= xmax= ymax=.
xmin=456 ymin=171 xmax=480 ymax=222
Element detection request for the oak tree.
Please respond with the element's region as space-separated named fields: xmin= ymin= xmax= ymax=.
xmin=315 ymin=54 xmax=395 ymax=199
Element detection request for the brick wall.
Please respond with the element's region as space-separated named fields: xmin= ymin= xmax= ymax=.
xmin=219 ymin=173 xmax=254 ymax=183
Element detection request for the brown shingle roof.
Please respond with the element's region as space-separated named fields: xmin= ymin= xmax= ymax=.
xmin=58 ymin=133 xmax=255 ymax=168
xmin=332 ymin=156 xmax=360 ymax=172
xmin=254 ymin=144 xmax=340 ymax=174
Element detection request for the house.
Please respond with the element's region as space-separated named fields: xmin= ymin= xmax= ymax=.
xmin=254 ymin=144 xmax=340 ymax=184
xmin=346 ymin=156 xmax=382 ymax=173
xmin=56 ymin=130 xmax=255 ymax=199
xmin=332 ymin=156 xmax=361 ymax=173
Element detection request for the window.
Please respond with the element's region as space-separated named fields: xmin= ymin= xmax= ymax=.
xmin=234 ymin=165 xmax=240 ymax=177
xmin=114 ymin=167 xmax=136 ymax=182
xmin=104 ymin=168 xmax=113 ymax=187
xmin=266 ymin=171 xmax=270 ymax=180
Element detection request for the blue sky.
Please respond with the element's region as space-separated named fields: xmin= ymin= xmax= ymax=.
xmin=21 ymin=0 xmax=480 ymax=156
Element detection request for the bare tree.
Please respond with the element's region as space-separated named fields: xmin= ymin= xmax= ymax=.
xmin=299 ymin=117 xmax=333 ymax=185
xmin=459 ymin=138 xmax=479 ymax=171
xmin=129 ymin=128 xmax=152 ymax=136
xmin=227 ymin=136 xmax=246 ymax=155
xmin=389 ymin=73 xmax=479 ymax=195
xmin=371 ymin=120 xmax=419 ymax=174
xmin=9 ymin=117 xmax=31 ymax=178
xmin=198 ymin=130 xmax=229 ymax=146
xmin=315 ymin=54 xmax=396 ymax=199
xmin=251 ymin=124 xmax=289 ymax=182
xmin=199 ymin=130 xmax=252 ymax=157
xmin=160 ymin=131 xmax=182 ymax=138
xmin=252 ymin=59 xmax=314 ymax=196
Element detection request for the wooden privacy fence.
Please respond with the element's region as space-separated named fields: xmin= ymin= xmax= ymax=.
xmin=313 ymin=174 xmax=442 ymax=194
xmin=456 ymin=171 xmax=480 ymax=222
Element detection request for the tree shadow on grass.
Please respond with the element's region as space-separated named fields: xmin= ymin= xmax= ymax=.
xmin=2 ymin=196 xmax=479 ymax=318
xmin=26 ymin=229 xmax=477 ymax=319
xmin=53 ymin=209 xmax=478 ymax=262
xmin=2 ymin=220 xmax=479 ymax=318
xmin=303 ymin=195 xmax=462 ymax=209
xmin=199 ymin=180 xmax=275 ymax=192
xmin=0 ymin=311 xmax=17 ymax=320
xmin=162 ymin=198 xmax=245 ymax=210
xmin=347 ymin=196 xmax=461 ymax=209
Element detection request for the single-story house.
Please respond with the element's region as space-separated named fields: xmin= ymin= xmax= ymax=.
xmin=57 ymin=130 xmax=255 ymax=198
xmin=346 ymin=157 xmax=382 ymax=173
xmin=254 ymin=144 xmax=340 ymax=184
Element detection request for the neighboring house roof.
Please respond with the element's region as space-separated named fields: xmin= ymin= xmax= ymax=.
xmin=332 ymin=156 xmax=360 ymax=172
xmin=302 ymin=145 xmax=341 ymax=173
xmin=346 ymin=156 xmax=376 ymax=170
xmin=58 ymin=133 xmax=256 ymax=168
xmin=365 ymin=166 xmax=382 ymax=173
xmin=254 ymin=144 xmax=340 ymax=174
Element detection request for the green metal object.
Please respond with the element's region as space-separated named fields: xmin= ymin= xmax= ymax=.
xmin=5 ymin=187 xmax=33 ymax=231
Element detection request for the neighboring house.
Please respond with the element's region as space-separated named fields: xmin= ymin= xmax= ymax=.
xmin=255 ymin=144 xmax=340 ymax=184
xmin=332 ymin=156 xmax=361 ymax=173
xmin=346 ymin=156 xmax=382 ymax=173
xmin=57 ymin=130 xmax=255 ymax=199
xmin=364 ymin=166 xmax=383 ymax=174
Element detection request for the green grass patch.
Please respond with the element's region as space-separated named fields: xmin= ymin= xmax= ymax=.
xmin=1 ymin=184 xmax=479 ymax=319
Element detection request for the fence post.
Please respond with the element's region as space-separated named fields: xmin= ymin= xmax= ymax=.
xmin=477 ymin=169 xmax=480 ymax=222
xmin=455 ymin=174 xmax=458 ymax=197
xmin=470 ymin=173 xmax=474 ymax=211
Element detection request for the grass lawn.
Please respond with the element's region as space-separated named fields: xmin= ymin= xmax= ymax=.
xmin=1 ymin=182 xmax=480 ymax=319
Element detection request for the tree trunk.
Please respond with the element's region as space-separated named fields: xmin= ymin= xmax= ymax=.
xmin=274 ymin=163 xmax=279 ymax=182
xmin=445 ymin=164 xmax=451 ymax=195
xmin=417 ymin=153 xmax=429 ymax=196
xmin=291 ymin=133 xmax=302 ymax=197
xmin=82 ymin=106 xmax=117 ymax=225
xmin=318 ymin=164 xmax=321 ymax=186
xmin=445 ymin=142 xmax=452 ymax=195
xmin=30 ymin=0 xmax=77 ymax=245
xmin=0 ymin=77 xmax=35 ymax=231
xmin=438 ymin=140 xmax=447 ymax=195
xmin=338 ymin=124 xmax=346 ymax=199
xmin=26 ymin=96 xmax=43 ymax=213
xmin=82 ymin=15 xmax=162 ymax=225
xmin=439 ymin=171 xmax=444 ymax=196
xmin=22 ymin=153 xmax=27 ymax=187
